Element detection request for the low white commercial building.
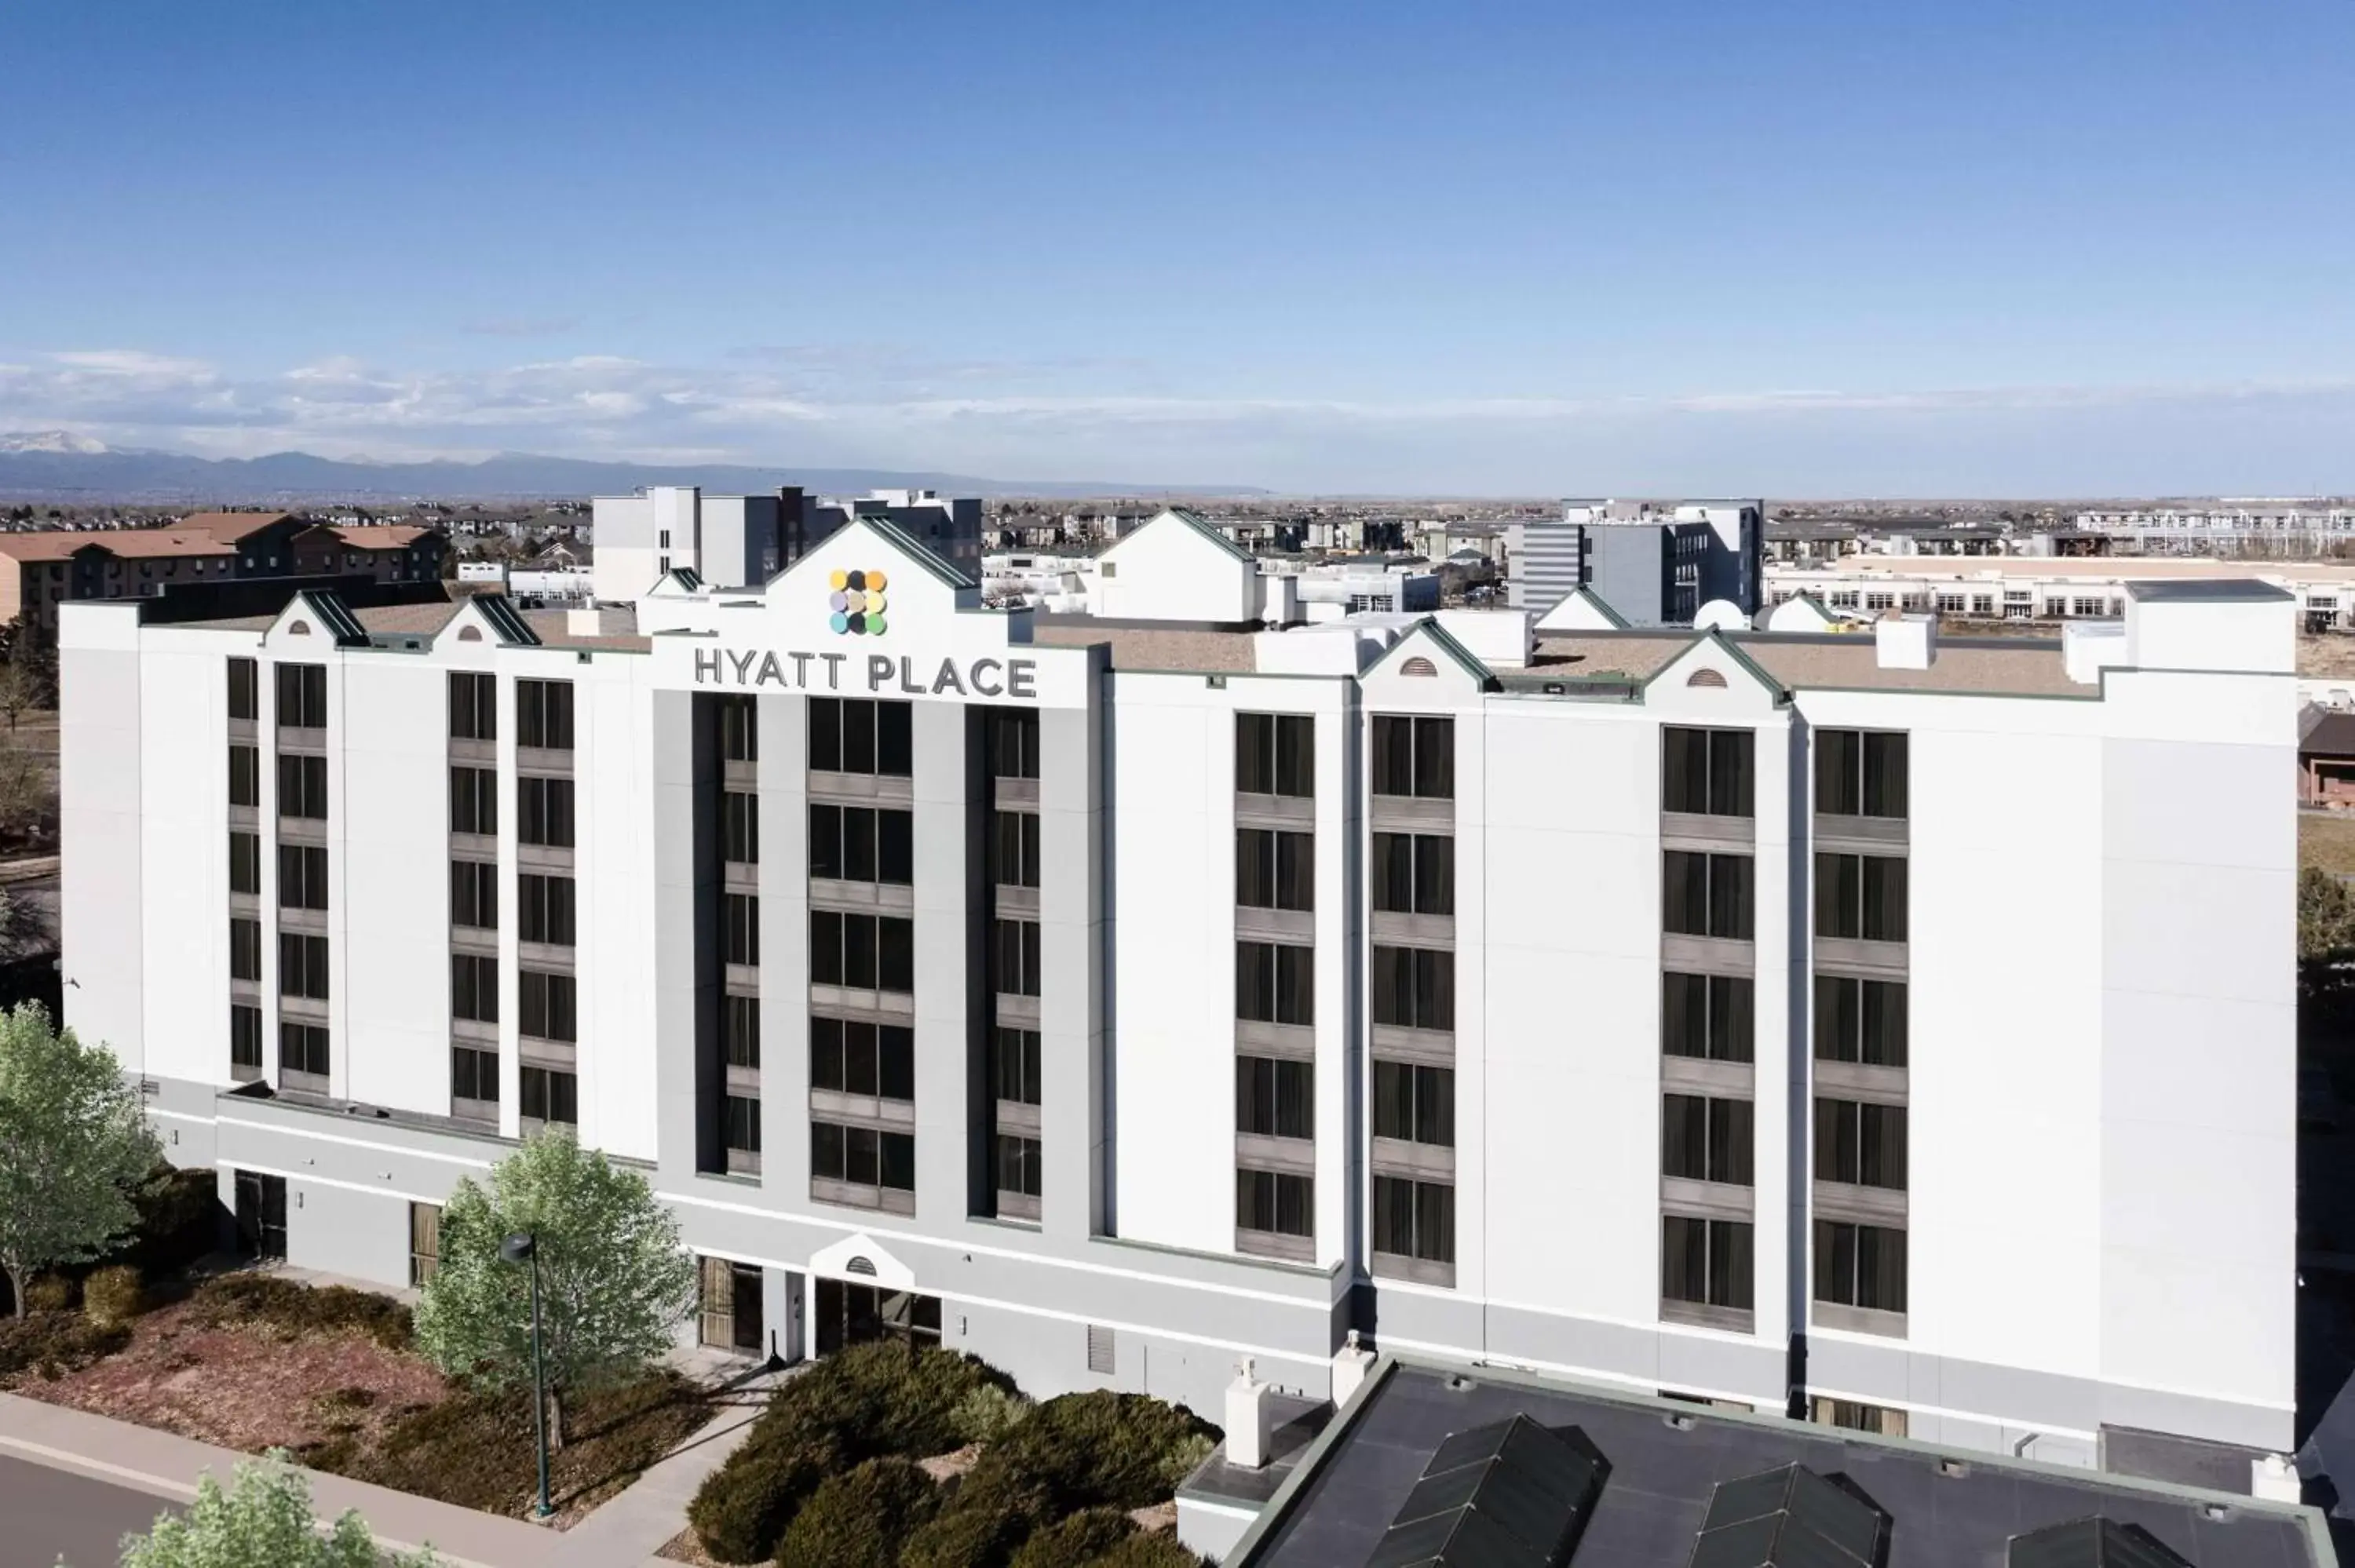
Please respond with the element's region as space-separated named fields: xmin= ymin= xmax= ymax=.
xmin=1768 ymin=554 xmax=2355 ymax=633
xmin=60 ymin=514 xmax=2297 ymax=1481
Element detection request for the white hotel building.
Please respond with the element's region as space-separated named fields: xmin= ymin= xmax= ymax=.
xmin=60 ymin=509 xmax=2298 ymax=1482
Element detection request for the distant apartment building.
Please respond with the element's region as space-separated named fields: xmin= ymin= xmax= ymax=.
xmin=592 ymin=485 xmax=982 ymax=603
xmin=0 ymin=512 xmax=445 ymax=635
xmin=1510 ymin=500 xmax=1765 ymax=628
xmin=2076 ymin=505 xmax=2355 ymax=544
xmin=1765 ymin=556 xmax=2355 ymax=634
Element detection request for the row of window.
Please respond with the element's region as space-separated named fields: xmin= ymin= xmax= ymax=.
xmin=229 ymin=1007 xmax=330 ymax=1079
xmin=448 ymin=767 xmax=575 ymax=847
xmin=449 ymin=958 xmax=578 ymax=1041
xmin=450 ymin=865 xmax=575 ymax=944
xmin=1659 ymin=972 xmax=1908 ymax=1067
xmin=1660 ymin=850 xmax=1908 ymax=944
xmin=446 ymin=672 xmax=575 ymax=749
xmin=1659 ymin=726 xmax=1908 ymax=822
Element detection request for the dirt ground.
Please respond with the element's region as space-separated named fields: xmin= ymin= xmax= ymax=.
xmin=2305 ymin=813 xmax=2355 ymax=877
xmin=22 ymin=1296 xmax=446 ymax=1456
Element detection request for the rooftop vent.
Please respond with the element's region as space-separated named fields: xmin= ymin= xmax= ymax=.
xmin=1687 ymin=1464 xmax=1888 ymax=1568
xmin=2006 ymin=1515 xmax=2190 ymax=1568
xmin=1366 ymin=1414 xmax=1608 ymax=1568
xmin=1401 ymin=656 xmax=1439 ymax=678
xmin=1686 ymin=667 xmax=1729 ymax=689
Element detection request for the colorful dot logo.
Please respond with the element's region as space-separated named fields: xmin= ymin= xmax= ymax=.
xmin=827 ymin=568 xmax=889 ymax=636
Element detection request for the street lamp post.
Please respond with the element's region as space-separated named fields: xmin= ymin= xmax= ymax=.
xmin=500 ymin=1232 xmax=553 ymax=1519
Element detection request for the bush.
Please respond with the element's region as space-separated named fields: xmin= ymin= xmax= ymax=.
xmin=951 ymin=1383 xmax=1034 ymax=1446
xmin=0 ymin=1315 xmax=129 ymax=1381
xmin=899 ymin=1471 xmax=1053 ymax=1568
xmin=1090 ymin=1532 xmax=1206 ymax=1568
xmin=82 ymin=1264 xmax=144 ymax=1327
xmin=774 ymin=1457 xmax=940 ymax=1568
xmin=110 ymin=1166 xmax=225 ymax=1280
xmin=691 ymin=1342 xmax=1020 ymax=1562
xmin=23 ymin=1274 xmax=75 ymax=1314
xmin=1007 ymin=1507 xmax=1137 ymax=1568
xmin=188 ymin=1274 xmax=412 ymax=1350
xmin=969 ymin=1391 xmax=1220 ymax=1514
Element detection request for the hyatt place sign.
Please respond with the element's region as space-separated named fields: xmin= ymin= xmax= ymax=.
xmin=692 ymin=647 xmax=1040 ymax=701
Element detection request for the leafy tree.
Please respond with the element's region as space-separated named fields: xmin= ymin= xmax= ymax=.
xmin=2300 ymin=865 xmax=2355 ymax=966
xmin=413 ymin=1131 xmax=696 ymax=1447
xmin=0 ymin=1003 xmax=155 ymax=1318
xmin=114 ymin=1450 xmax=439 ymax=1567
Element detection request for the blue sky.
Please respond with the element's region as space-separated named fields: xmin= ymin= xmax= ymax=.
xmin=2 ymin=0 xmax=2349 ymax=494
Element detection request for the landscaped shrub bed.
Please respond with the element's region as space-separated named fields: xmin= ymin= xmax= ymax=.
xmin=187 ymin=1273 xmax=414 ymax=1351
xmin=690 ymin=1340 xmax=1021 ymax=1562
xmin=691 ymin=1345 xmax=1216 ymax=1568
xmin=0 ymin=1314 xmax=130 ymax=1383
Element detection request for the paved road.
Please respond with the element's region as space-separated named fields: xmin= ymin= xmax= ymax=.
xmin=1 ymin=1449 xmax=177 ymax=1567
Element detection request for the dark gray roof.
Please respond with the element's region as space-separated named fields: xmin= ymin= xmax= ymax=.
xmin=1229 ymin=1361 xmax=2328 ymax=1568
xmin=2123 ymin=579 xmax=2294 ymax=603
xmin=2302 ymin=709 xmax=2355 ymax=758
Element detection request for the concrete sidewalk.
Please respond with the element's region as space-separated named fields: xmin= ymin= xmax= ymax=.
xmin=0 ymin=1391 xmax=564 ymax=1567
xmin=552 ymin=1363 xmax=791 ymax=1567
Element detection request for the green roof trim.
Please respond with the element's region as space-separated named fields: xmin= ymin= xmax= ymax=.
xmin=1158 ymin=506 xmax=1256 ymax=564
xmin=290 ymin=589 xmax=369 ymax=647
xmin=1637 ymin=629 xmax=1788 ymax=699
xmin=468 ymin=593 xmax=541 ymax=646
xmin=1378 ymin=617 xmax=1496 ymax=688
xmin=859 ymin=514 xmax=977 ymax=589
xmin=1546 ymin=586 xmax=1630 ymax=629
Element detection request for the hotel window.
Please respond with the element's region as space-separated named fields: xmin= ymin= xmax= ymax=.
xmin=1236 ymin=940 xmax=1314 ymax=1026
xmin=1372 ymin=1060 xmax=1455 ymax=1147
xmin=1816 ymin=853 xmax=1908 ymax=943
xmin=520 ymin=970 xmax=577 ymax=1042
xmin=723 ymin=792 xmax=759 ymax=866
xmin=991 ymin=709 xmax=1039 ymax=779
xmin=809 ymin=1121 xmax=915 ymax=1191
xmin=449 ymin=766 xmax=498 ymax=835
xmin=516 ymin=678 xmax=575 ymax=750
xmin=451 ymin=1045 xmax=500 ymax=1106
xmin=450 ymin=859 xmax=497 ymax=930
xmin=281 ymin=1023 xmax=330 ymax=1078
xmin=229 ymin=1005 xmax=263 ymax=1070
xmin=228 ymin=745 xmax=260 ymax=808
xmin=408 ymin=1204 xmax=440 ymax=1288
xmin=1236 ymin=713 xmax=1314 ymax=797
xmin=275 ymin=663 xmax=327 ymax=728
xmin=724 ymin=894 xmax=760 ymax=967
xmin=1811 ymin=1398 xmax=1908 ymax=1439
xmin=1371 ymin=715 xmax=1454 ymax=799
xmin=1236 ymin=1056 xmax=1313 ymax=1140
xmin=227 ymin=657 xmax=258 ymax=721
xmin=1815 ymin=1099 xmax=1908 ymax=1190
xmin=279 ymin=932 xmax=330 ymax=999
xmin=1662 ymin=727 xmax=1755 ymax=817
xmin=1371 ymin=833 xmax=1451 ymax=916
xmin=1663 ymin=851 xmax=1751 ymax=940
xmin=809 ymin=804 xmax=913 ymax=884
xmin=1371 ymin=944 xmax=1451 ymax=1031
xmin=518 ymin=776 xmax=575 ymax=848
xmin=230 ymin=917 xmax=262 ymax=982
xmin=993 ymin=1027 xmax=1042 ymax=1105
xmin=993 ymin=918 xmax=1041 ymax=997
xmin=1813 ymin=976 xmax=1907 ymax=1067
xmin=1816 ymin=730 xmax=1908 ymax=819
xmin=1814 ymin=1220 xmax=1907 ymax=1315
xmin=809 ymin=1017 xmax=916 ymax=1101
xmin=724 ymin=1096 xmax=762 ymax=1160
xmin=521 ymin=1065 xmax=579 ymax=1127
xmin=995 ymin=811 xmax=1041 ymax=888
xmin=1662 ymin=973 xmax=1753 ymax=1063
xmin=1373 ymin=1176 xmax=1455 ymax=1266
xmin=1236 ymin=829 xmax=1313 ymax=912
xmin=451 ymin=953 xmax=498 ymax=1023
xmin=448 ymin=671 xmax=495 ymax=741
xmin=277 ymin=754 xmax=329 ymax=819
xmin=808 ymin=697 xmax=912 ymax=777
xmin=996 ymin=1135 xmax=1042 ymax=1201
xmin=518 ymin=873 xmax=575 ymax=945
xmin=1663 ymin=1094 xmax=1754 ymax=1186
xmin=725 ymin=994 xmax=761 ymax=1070
xmin=228 ymin=831 xmax=261 ymax=896
xmin=809 ymin=911 xmax=915 ymax=993
xmin=1662 ymin=1216 xmax=1753 ymax=1313
xmin=1236 ymin=1169 xmax=1313 ymax=1238
xmin=278 ymin=844 xmax=329 ymax=911
xmin=718 ymin=695 xmax=758 ymax=762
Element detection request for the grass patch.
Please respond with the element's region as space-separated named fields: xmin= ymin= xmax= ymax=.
xmin=2304 ymin=813 xmax=2355 ymax=878
xmin=315 ymin=1368 xmax=708 ymax=1522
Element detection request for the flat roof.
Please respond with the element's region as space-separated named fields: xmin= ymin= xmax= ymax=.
xmin=1223 ymin=1360 xmax=2330 ymax=1568
xmin=2125 ymin=578 xmax=2295 ymax=603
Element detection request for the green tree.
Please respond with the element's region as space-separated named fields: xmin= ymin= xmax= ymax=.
xmin=413 ymin=1131 xmax=696 ymax=1448
xmin=2300 ymin=866 xmax=2355 ymax=966
xmin=113 ymin=1450 xmax=439 ymax=1567
xmin=0 ymin=1003 xmax=156 ymax=1318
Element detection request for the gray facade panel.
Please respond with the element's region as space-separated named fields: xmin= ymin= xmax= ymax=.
xmin=651 ymin=691 xmax=708 ymax=1183
xmin=909 ymin=699 xmax=976 ymax=1220
xmin=758 ymin=693 xmax=812 ymax=1205
xmin=1039 ymin=687 xmax=1106 ymax=1240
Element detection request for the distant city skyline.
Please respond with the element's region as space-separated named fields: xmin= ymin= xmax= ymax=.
xmin=3 ymin=1 xmax=2350 ymax=495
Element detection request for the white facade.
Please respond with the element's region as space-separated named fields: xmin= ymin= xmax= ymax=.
xmin=60 ymin=527 xmax=2298 ymax=1471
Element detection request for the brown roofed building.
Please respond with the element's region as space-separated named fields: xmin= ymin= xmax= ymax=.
xmin=0 ymin=512 xmax=446 ymax=634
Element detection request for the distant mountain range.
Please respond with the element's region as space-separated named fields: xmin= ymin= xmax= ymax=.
xmin=0 ymin=432 xmax=1267 ymax=503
